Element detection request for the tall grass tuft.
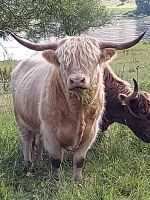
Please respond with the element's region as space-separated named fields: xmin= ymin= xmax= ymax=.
xmin=0 ymin=66 xmax=12 ymax=94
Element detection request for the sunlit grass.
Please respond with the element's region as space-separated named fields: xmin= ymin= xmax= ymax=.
xmin=107 ymin=2 xmax=136 ymax=17
xmin=0 ymin=60 xmax=17 ymax=69
xmin=111 ymin=43 xmax=150 ymax=91
xmin=0 ymin=43 xmax=150 ymax=199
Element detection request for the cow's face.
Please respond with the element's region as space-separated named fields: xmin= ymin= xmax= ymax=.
xmin=119 ymin=91 xmax=150 ymax=143
xmin=56 ymin=37 xmax=108 ymax=91
xmin=43 ymin=37 xmax=116 ymax=91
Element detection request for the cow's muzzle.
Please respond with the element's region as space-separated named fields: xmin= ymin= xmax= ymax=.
xmin=68 ymin=75 xmax=90 ymax=90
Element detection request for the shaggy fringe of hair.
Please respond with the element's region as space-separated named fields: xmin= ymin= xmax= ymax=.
xmin=56 ymin=36 xmax=101 ymax=73
xmin=138 ymin=92 xmax=150 ymax=114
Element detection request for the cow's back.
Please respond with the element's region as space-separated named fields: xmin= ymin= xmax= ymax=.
xmin=11 ymin=53 xmax=51 ymax=130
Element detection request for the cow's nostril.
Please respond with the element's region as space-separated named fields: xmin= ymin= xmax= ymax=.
xmin=80 ymin=77 xmax=85 ymax=84
xmin=70 ymin=78 xmax=74 ymax=84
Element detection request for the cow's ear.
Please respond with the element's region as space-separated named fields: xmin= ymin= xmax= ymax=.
xmin=118 ymin=93 xmax=128 ymax=105
xmin=119 ymin=93 xmax=141 ymax=117
xmin=118 ymin=93 xmax=139 ymax=106
xmin=42 ymin=50 xmax=60 ymax=66
xmin=101 ymin=48 xmax=117 ymax=62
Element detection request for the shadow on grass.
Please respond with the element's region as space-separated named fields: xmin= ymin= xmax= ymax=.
xmin=0 ymin=125 xmax=150 ymax=199
xmin=0 ymin=145 xmax=62 ymax=198
xmin=0 ymin=135 xmax=104 ymax=199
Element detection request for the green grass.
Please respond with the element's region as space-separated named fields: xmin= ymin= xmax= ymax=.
xmin=103 ymin=0 xmax=150 ymax=25
xmin=103 ymin=0 xmax=136 ymax=18
xmin=111 ymin=42 xmax=150 ymax=91
xmin=0 ymin=60 xmax=17 ymax=69
xmin=0 ymin=43 xmax=150 ymax=200
xmin=108 ymin=2 xmax=136 ymax=18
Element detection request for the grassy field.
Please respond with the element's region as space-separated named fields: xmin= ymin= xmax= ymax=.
xmin=102 ymin=0 xmax=136 ymax=18
xmin=108 ymin=2 xmax=136 ymax=17
xmin=0 ymin=43 xmax=150 ymax=200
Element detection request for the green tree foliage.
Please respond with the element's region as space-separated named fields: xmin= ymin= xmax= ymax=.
xmin=0 ymin=0 xmax=110 ymax=39
xmin=135 ymin=0 xmax=150 ymax=15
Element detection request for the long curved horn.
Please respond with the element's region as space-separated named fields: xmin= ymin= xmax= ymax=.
xmin=8 ymin=31 xmax=57 ymax=51
xmin=125 ymin=79 xmax=140 ymax=118
xmin=118 ymin=78 xmax=140 ymax=118
xmin=118 ymin=78 xmax=138 ymax=105
xmin=100 ymin=31 xmax=146 ymax=50
xmin=128 ymin=78 xmax=139 ymax=100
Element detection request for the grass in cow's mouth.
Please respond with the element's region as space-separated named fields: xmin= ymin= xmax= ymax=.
xmin=75 ymin=88 xmax=92 ymax=106
xmin=0 ymin=43 xmax=150 ymax=200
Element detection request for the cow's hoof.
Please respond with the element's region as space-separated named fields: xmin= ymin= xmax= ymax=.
xmin=24 ymin=161 xmax=34 ymax=174
xmin=51 ymin=174 xmax=59 ymax=182
xmin=73 ymin=174 xmax=82 ymax=182
xmin=26 ymin=172 xmax=32 ymax=177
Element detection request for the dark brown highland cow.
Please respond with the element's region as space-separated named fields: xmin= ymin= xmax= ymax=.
xmin=101 ymin=65 xmax=150 ymax=143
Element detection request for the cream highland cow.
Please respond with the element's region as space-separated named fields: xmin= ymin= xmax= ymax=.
xmin=10 ymin=31 xmax=145 ymax=181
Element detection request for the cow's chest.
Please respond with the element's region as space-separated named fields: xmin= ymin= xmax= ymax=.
xmin=52 ymin=106 xmax=99 ymax=150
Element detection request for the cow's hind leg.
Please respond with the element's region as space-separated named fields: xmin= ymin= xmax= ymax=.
xmin=43 ymin=127 xmax=63 ymax=181
xmin=31 ymin=134 xmax=43 ymax=163
xmin=19 ymin=127 xmax=43 ymax=173
xmin=19 ymin=127 xmax=34 ymax=173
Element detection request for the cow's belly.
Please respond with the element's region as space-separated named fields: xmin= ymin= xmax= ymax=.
xmin=13 ymin=84 xmax=41 ymax=131
xmin=14 ymin=103 xmax=40 ymax=131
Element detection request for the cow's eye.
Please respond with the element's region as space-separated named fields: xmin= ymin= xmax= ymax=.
xmin=129 ymin=99 xmax=140 ymax=115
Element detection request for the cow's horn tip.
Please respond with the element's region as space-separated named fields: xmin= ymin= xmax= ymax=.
xmin=6 ymin=29 xmax=14 ymax=35
xmin=132 ymin=78 xmax=138 ymax=91
xmin=133 ymin=78 xmax=136 ymax=82
xmin=141 ymin=31 xmax=146 ymax=37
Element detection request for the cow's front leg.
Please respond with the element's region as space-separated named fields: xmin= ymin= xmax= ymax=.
xmin=73 ymin=124 xmax=98 ymax=181
xmin=42 ymin=127 xmax=63 ymax=181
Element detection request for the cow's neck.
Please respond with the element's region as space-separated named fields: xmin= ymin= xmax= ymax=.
xmin=102 ymin=65 xmax=132 ymax=130
xmin=104 ymin=65 xmax=132 ymax=99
